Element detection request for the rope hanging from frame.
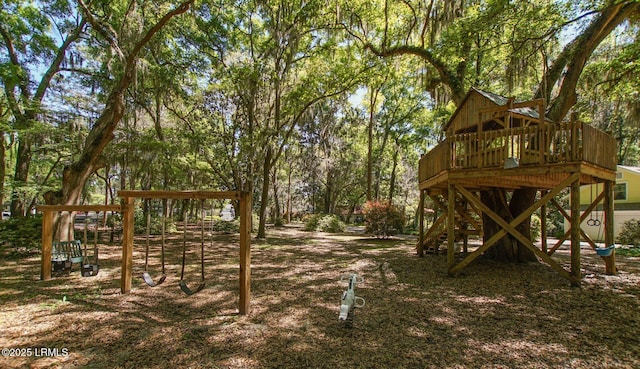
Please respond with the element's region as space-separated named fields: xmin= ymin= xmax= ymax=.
xmin=179 ymin=199 xmax=205 ymax=295
xmin=142 ymin=198 xmax=166 ymax=287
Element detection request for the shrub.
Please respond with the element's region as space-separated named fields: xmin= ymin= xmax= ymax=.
xmin=363 ymin=201 xmax=405 ymax=239
xmin=211 ymin=216 xmax=240 ymax=233
xmin=618 ymin=219 xmax=640 ymax=246
xmin=304 ymin=213 xmax=323 ymax=231
xmin=318 ymin=214 xmax=346 ymax=233
xmin=304 ymin=213 xmax=346 ymax=233
xmin=0 ymin=215 xmax=43 ymax=254
xmin=530 ymin=214 xmax=541 ymax=241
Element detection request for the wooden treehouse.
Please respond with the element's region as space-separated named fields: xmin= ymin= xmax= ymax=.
xmin=417 ymin=88 xmax=618 ymax=285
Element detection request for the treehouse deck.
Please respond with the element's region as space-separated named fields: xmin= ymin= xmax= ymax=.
xmin=419 ymin=121 xmax=617 ymax=192
xmin=417 ymin=88 xmax=618 ymax=286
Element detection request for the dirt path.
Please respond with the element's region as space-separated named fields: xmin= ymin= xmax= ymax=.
xmin=1 ymin=227 xmax=639 ymax=368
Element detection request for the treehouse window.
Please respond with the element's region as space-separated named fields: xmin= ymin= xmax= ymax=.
xmin=614 ymin=183 xmax=627 ymax=201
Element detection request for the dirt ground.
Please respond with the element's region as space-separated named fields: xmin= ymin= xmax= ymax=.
xmin=1 ymin=225 xmax=639 ymax=369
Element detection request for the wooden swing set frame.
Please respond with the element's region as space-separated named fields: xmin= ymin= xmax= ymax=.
xmin=39 ymin=190 xmax=252 ymax=315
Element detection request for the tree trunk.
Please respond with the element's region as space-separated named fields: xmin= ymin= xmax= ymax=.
xmin=45 ymin=0 xmax=194 ymax=208
xmin=481 ymin=189 xmax=538 ymax=262
xmin=271 ymin=164 xmax=281 ymax=225
xmin=257 ymin=146 xmax=272 ymax=238
xmin=388 ymin=144 xmax=399 ymax=204
xmin=286 ymin=163 xmax=292 ymax=223
xmin=481 ymin=2 xmax=637 ymax=263
xmin=10 ymin=134 xmax=32 ymax=217
xmin=366 ymin=87 xmax=380 ymax=201
xmin=0 ymin=130 xmax=5 ymax=213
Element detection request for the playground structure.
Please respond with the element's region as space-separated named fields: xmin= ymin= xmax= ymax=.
xmin=417 ymin=88 xmax=618 ymax=285
xmin=39 ymin=190 xmax=252 ymax=315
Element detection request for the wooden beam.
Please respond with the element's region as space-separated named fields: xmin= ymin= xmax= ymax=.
xmin=418 ymin=190 xmax=425 ymax=257
xmin=570 ymin=178 xmax=581 ymax=286
xmin=603 ymin=180 xmax=617 ymax=275
xmin=420 ymin=212 xmax=447 ymax=248
xmin=448 ymin=187 xmax=513 ymax=274
xmin=541 ymin=191 xmax=548 ymax=253
xmin=580 ymin=164 xmax=616 ymax=182
xmin=37 ymin=204 xmax=123 ymax=212
xmin=447 ymin=183 xmax=456 ymax=269
xmin=41 ymin=210 xmax=54 ymax=281
xmin=419 ymin=171 xmax=448 ymax=191
xmin=547 ymin=191 xmax=604 ymax=255
xmin=455 ymin=201 xmax=481 ymax=232
xmin=452 ymin=184 xmax=577 ymax=283
xmin=432 ymin=194 xmax=479 ymax=233
xmin=121 ymin=197 xmax=134 ymax=293
xmin=239 ymin=191 xmax=252 ymax=315
xmin=118 ymin=190 xmax=241 ymax=200
xmin=450 ymin=174 xmax=578 ymax=274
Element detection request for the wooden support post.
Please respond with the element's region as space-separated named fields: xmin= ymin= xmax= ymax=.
xmin=603 ymin=180 xmax=616 ymax=275
xmin=121 ymin=197 xmax=135 ymax=293
xmin=239 ymin=191 xmax=252 ymax=315
xmin=541 ymin=190 xmax=548 ymax=253
xmin=41 ymin=210 xmax=54 ymax=281
xmin=463 ymin=234 xmax=468 ymax=253
xmin=447 ymin=183 xmax=455 ymax=270
xmin=418 ymin=190 xmax=425 ymax=257
xmin=570 ymin=177 xmax=581 ymax=286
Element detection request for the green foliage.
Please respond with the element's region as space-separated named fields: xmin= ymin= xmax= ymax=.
xmin=363 ymin=201 xmax=405 ymax=239
xmin=617 ymin=219 xmax=640 ymax=246
xmin=303 ymin=213 xmax=346 ymax=233
xmin=0 ymin=215 xmax=43 ymax=254
xmin=207 ymin=213 xmax=258 ymax=234
xmin=616 ymin=247 xmax=640 ymax=257
xmin=133 ymin=208 xmax=177 ymax=235
xmin=303 ymin=213 xmax=321 ymax=231
xmin=318 ymin=214 xmax=346 ymax=233
xmin=210 ymin=216 xmax=240 ymax=234
xmin=530 ymin=214 xmax=541 ymax=242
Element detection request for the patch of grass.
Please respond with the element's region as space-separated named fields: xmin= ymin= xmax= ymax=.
xmin=616 ymin=247 xmax=640 ymax=257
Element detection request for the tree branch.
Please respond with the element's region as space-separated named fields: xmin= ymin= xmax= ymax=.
xmin=540 ymin=1 xmax=639 ymax=122
xmin=77 ymin=0 xmax=124 ymax=59
xmin=34 ymin=19 xmax=87 ymax=103
xmin=363 ymin=43 xmax=466 ymax=104
xmin=0 ymin=25 xmax=29 ymax=114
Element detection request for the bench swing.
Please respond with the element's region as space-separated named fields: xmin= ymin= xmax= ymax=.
xmin=179 ymin=200 xmax=206 ymax=295
xmin=51 ymin=213 xmax=89 ymax=276
xmin=142 ymin=198 xmax=167 ymax=287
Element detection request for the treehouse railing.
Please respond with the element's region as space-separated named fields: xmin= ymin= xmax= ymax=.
xmin=419 ymin=140 xmax=450 ymax=183
xmin=582 ymin=123 xmax=617 ymax=171
xmin=419 ymin=121 xmax=616 ymax=183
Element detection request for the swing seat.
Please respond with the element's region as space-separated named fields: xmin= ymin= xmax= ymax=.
xmin=52 ymin=259 xmax=72 ymax=276
xmin=80 ymin=243 xmax=99 ymax=277
xmin=595 ymin=245 xmax=615 ymax=257
xmin=51 ymin=240 xmax=84 ymax=276
xmin=81 ymin=263 xmax=100 ymax=277
xmin=179 ymin=280 xmax=205 ymax=295
xmin=52 ymin=240 xmax=84 ymax=264
xmin=142 ymin=272 xmax=166 ymax=287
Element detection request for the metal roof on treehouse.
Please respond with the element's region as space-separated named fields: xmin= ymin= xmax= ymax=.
xmin=443 ymin=87 xmax=551 ymax=134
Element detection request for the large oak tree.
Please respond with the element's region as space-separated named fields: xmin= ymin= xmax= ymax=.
xmin=343 ymin=0 xmax=639 ymax=261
